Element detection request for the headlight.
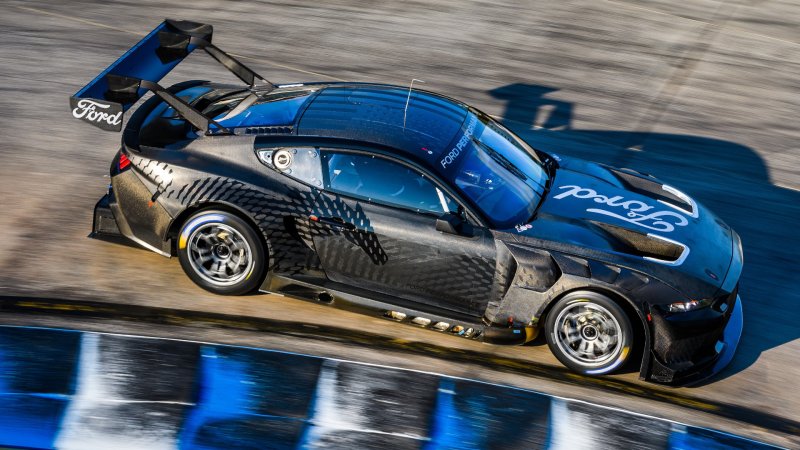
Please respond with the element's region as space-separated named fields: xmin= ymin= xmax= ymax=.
xmin=667 ymin=299 xmax=712 ymax=313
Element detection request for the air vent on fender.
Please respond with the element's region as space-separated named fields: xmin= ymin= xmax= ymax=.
xmin=591 ymin=221 xmax=689 ymax=266
xmin=610 ymin=168 xmax=698 ymax=218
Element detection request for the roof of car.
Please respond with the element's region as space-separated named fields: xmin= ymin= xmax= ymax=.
xmin=133 ymin=82 xmax=472 ymax=164
xmin=295 ymin=85 xmax=469 ymax=159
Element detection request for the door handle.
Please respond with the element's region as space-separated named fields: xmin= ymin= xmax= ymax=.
xmin=311 ymin=215 xmax=356 ymax=230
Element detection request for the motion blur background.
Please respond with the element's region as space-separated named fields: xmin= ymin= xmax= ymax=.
xmin=0 ymin=0 xmax=798 ymax=447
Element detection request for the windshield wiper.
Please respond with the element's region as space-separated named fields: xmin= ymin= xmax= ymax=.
xmin=474 ymin=139 xmax=529 ymax=182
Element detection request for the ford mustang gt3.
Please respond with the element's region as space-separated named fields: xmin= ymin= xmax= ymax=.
xmin=71 ymin=19 xmax=743 ymax=384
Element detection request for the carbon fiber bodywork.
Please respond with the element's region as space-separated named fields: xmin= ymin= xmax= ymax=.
xmin=88 ymin=80 xmax=744 ymax=384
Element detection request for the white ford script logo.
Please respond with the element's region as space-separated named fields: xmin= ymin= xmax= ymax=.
xmin=72 ymin=99 xmax=122 ymax=126
xmin=554 ymin=185 xmax=690 ymax=233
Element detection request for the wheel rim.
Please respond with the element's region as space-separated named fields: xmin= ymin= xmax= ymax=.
xmin=553 ymin=301 xmax=623 ymax=368
xmin=187 ymin=222 xmax=253 ymax=286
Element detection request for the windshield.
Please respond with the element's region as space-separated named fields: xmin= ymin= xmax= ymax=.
xmin=439 ymin=112 xmax=548 ymax=228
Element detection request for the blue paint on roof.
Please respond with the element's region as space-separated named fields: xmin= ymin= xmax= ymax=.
xmin=298 ymin=86 xmax=468 ymax=158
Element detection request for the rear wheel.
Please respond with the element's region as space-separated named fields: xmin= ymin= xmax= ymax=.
xmin=177 ymin=210 xmax=266 ymax=295
xmin=544 ymin=291 xmax=633 ymax=375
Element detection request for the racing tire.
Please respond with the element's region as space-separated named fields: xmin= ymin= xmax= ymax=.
xmin=544 ymin=291 xmax=633 ymax=375
xmin=177 ymin=210 xmax=267 ymax=296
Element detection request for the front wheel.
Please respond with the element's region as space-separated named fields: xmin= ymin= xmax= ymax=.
xmin=544 ymin=292 xmax=633 ymax=375
xmin=177 ymin=210 xmax=266 ymax=295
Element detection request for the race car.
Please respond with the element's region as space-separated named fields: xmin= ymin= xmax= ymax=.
xmin=72 ymin=19 xmax=743 ymax=384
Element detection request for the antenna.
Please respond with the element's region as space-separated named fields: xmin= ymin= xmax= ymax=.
xmin=403 ymin=78 xmax=425 ymax=129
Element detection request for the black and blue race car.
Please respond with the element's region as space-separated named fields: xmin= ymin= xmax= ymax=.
xmin=72 ymin=19 xmax=743 ymax=384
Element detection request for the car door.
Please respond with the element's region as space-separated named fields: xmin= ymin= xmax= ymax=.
xmin=309 ymin=149 xmax=498 ymax=316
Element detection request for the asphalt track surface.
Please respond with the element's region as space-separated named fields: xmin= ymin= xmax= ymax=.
xmin=0 ymin=0 xmax=798 ymax=447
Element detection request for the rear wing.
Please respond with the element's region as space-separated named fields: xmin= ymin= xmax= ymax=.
xmin=69 ymin=19 xmax=273 ymax=132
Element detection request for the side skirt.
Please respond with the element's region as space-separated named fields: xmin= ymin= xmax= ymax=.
xmin=261 ymin=274 xmax=538 ymax=345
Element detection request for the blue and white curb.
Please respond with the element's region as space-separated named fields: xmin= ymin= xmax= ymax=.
xmin=0 ymin=326 xmax=781 ymax=449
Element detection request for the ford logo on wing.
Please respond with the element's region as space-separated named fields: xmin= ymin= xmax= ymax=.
xmin=69 ymin=97 xmax=124 ymax=132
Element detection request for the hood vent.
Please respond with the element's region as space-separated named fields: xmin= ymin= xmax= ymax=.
xmin=611 ymin=169 xmax=698 ymax=218
xmin=592 ymin=221 xmax=689 ymax=266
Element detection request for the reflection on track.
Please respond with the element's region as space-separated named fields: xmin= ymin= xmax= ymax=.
xmin=0 ymin=326 xmax=779 ymax=449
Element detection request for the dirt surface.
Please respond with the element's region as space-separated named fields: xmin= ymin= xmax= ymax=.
xmin=0 ymin=0 xmax=798 ymax=447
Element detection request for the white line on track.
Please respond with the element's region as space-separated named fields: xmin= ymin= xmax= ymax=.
xmin=775 ymin=183 xmax=800 ymax=192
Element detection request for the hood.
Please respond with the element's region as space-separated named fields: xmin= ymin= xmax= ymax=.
xmin=512 ymin=156 xmax=735 ymax=298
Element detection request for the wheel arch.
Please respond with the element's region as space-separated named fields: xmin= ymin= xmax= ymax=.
xmin=166 ymin=201 xmax=272 ymax=264
xmin=540 ymin=286 xmax=650 ymax=374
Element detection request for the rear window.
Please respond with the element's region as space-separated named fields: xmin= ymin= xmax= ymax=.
xmin=197 ymin=89 xmax=317 ymax=130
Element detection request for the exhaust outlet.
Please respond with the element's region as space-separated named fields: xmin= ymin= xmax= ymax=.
xmin=482 ymin=326 xmax=538 ymax=345
xmin=317 ymin=292 xmax=333 ymax=303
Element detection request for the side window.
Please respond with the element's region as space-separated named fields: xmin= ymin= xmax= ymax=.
xmin=257 ymin=147 xmax=324 ymax=187
xmin=321 ymin=151 xmax=457 ymax=214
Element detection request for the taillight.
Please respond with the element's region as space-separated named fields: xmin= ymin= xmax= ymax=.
xmin=119 ymin=153 xmax=131 ymax=170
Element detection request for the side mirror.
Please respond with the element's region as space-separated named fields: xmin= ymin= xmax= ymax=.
xmin=436 ymin=212 xmax=464 ymax=235
xmin=457 ymin=204 xmax=468 ymax=220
